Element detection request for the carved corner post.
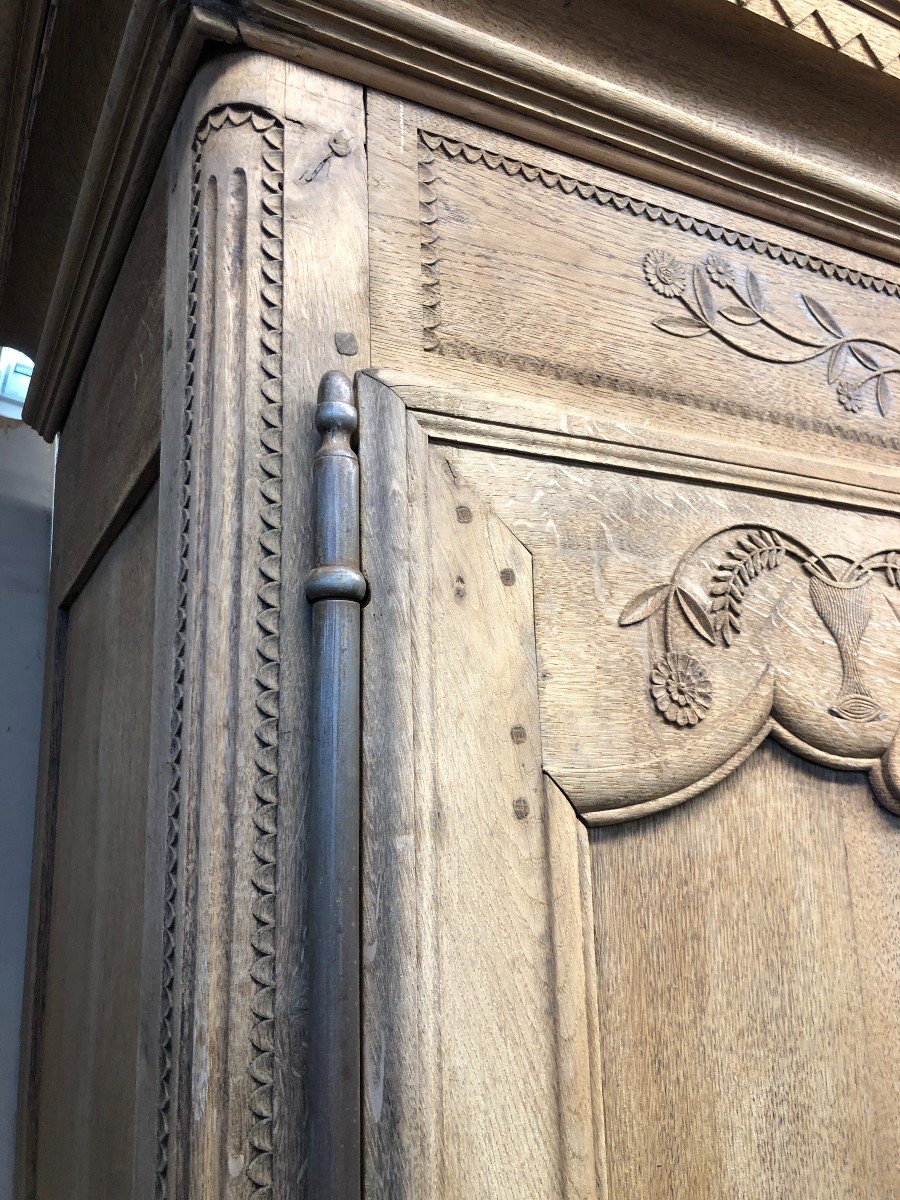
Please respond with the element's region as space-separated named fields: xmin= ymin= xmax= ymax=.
xmin=154 ymin=52 xmax=368 ymax=1200
xmin=305 ymin=371 xmax=366 ymax=1200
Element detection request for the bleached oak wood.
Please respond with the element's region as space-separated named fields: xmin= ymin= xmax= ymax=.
xmin=33 ymin=484 xmax=160 ymax=1200
xmin=12 ymin=0 xmax=900 ymax=439
xmin=359 ymin=357 xmax=900 ymax=1195
xmin=14 ymin=11 xmax=900 ymax=1200
xmin=368 ymin=96 xmax=900 ymax=494
xmin=359 ymin=375 xmax=605 ymax=1200
xmin=439 ymin=440 xmax=900 ymax=818
xmin=590 ymin=740 xmax=900 ymax=1199
xmin=156 ymin=51 xmax=368 ymax=1200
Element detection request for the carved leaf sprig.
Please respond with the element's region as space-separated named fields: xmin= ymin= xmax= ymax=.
xmin=709 ymin=529 xmax=785 ymax=645
xmin=643 ymin=250 xmax=900 ymax=418
xmin=619 ymin=581 xmax=716 ymax=644
xmin=619 ymin=582 xmax=668 ymax=626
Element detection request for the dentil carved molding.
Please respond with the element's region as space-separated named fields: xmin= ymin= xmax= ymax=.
xmin=157 ymin=102 xmax=284 ymax=1200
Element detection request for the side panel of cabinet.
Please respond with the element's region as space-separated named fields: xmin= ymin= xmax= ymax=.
xmin=34 ymin=484 xmax=159 ymax=1200
xmin=18 ymin=163 xmax=167 ymax=1200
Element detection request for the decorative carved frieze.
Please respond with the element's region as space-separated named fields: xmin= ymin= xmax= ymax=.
xmin=642 ymin=250 xmax=900 ymax=418
xmin=621 ymin=524 xmax=900 ymax=727
xmin=437 ymin=442 xmax=900 ymax=825
xmin=728 ymin=0 xmax=900 ymax=76
xmin=415 ymin=128 xmax=900 ymax=453
xmin=613 ymin=518 xmax=900 ymax=817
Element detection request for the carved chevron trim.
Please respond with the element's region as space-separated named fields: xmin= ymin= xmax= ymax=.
xmin=417 ymin=131 xmax=900 ymax=311
xmin=727 ymin=0 xmax=900 ymax=76
xmin=155 ymin=104 xmax=285 ymax=1200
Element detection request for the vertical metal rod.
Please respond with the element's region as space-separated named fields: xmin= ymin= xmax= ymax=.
xmin=305 ymin=370 xmax=365 ymax=1200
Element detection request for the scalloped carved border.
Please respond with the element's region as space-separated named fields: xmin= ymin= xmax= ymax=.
xmin=155 ymin=103 xmax=284 ymax=1200
xmin=248 ymin=108 xmax=285 ymax=1200
xmin=417 ymin=129 xmax=900 ymax=450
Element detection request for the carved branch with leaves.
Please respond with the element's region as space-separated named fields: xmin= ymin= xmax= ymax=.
xmin=642 ymin=250 xmax=900 ymax=417
xmin=620 ymin=524 xmax=900 ymax=727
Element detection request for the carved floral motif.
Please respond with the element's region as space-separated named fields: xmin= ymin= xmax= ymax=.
xmin=650 ymin=652 xmax=712 ymax=725
xmin=621 ymin=525 xmax=900 ymax=727
xmin=417 ymin=129 xmax=900 ymax=449
xmin=643 ymin=251 xmax=900 ymax=417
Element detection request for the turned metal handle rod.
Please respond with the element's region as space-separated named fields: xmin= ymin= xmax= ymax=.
xmin=305 ymin=371 xmax=365 ymax=1200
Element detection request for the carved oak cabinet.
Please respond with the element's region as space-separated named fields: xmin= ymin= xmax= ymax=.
xmin=5 ymin=3 xmax=900 ymax=1199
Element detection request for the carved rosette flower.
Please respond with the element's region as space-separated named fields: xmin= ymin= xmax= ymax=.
xmin=704 ymin=254 xmax=734 ymax=286
xmin=650 ymin=652 xmax=711 ymax=726
xmin=836 ymin=379 xmax=864 ymax=412
xmin=643 ymin=250 xmax=687 ymax=298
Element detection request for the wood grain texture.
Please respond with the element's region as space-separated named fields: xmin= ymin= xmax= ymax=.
xmin=359 ymin=377 xmax=604 ymax=1199
xmin=543 ymin=775 xmax=608 ymax=1200
xmin=359 ymin=378 xmax=420 ymax=1200
xmin=16 ymin=152 xmax=168 ymax=1200
xmin=440 ymin=441 xmax=900 ymax=819
xmin=244 ymin=0 xmax=900 ymax=259
xmin=34 ymin=483 xmax=159 ymax=1200
xmin=157 ymin=52 xmax=368 ymax=1200
xmin=51 ymin=160 xmax=166 ymax=605
xmin=590 ymin=738 xmax=900 ymax=1199
xmin=368 ymin=95 xmax=900 ymax=487
xmin=727 ymin=0 xmax=900 ymax=75
xmin=423 ymin=438 xmax=557 ymax=1198
xmin=14 ymin=0 xmax=900 ymax=439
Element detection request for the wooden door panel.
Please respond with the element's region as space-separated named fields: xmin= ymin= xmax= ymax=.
xmin=361 ymin=380 xmax=604 ymax=1199
xmin=35 ymin=483 xmax=159 ymax=1200
xmin=442 ymin=445 xmax=900 ymax=819
xmin=591 ymin=740 xmax=900 ymax=1200
xmin=362 ymin=85 xmax=900 ymax=1190
xmin=360 ymin=372 xmax=900 ymax=1198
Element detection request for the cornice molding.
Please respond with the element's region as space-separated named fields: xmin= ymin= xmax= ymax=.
xmin=0 ymin=0 xmax=57 ymax=321
xmin=18 ymin=0 xmax=900 ymax=438
xmin=22 ymin=1 xmax=233 ymax=437
xmin=727 ymin=0 xmax=900 ymax=75
xmin=238 ymin=1 xmax=900 ymax=255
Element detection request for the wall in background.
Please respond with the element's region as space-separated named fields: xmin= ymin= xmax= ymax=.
xmin=0 ymin=416 xmax=53 ymax=1195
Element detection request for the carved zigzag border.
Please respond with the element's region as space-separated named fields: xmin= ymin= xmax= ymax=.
xmin=727 ymin=0 xmax=900 ymax=76
xmin=417 ymin=129 xmax=900 ymax=452
xmin=156 ymin=104 xmax=284 ymax=1200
